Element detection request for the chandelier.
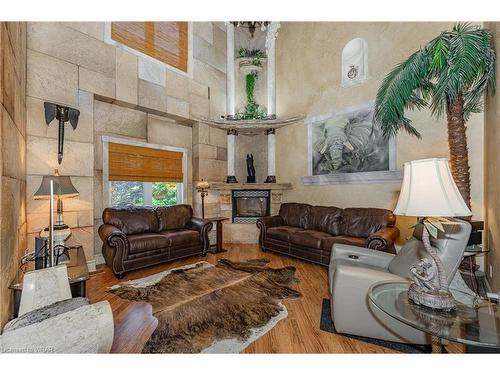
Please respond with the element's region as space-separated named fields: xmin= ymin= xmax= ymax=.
xmin=232 ymin=22 xmax=271 ymax=38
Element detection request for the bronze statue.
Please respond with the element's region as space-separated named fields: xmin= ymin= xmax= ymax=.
xmin=246 ymin=154 xmax=256 ymax=183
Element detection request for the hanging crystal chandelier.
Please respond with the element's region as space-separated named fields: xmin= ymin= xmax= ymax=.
xmin=232 ymin=22 xmax=271 ymax=38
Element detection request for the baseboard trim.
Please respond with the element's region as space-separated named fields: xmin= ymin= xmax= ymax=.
xmin=87 ymin=259 xmax=97 ymax=272
xmin=95 ymin=253 xmax=106 ymax=266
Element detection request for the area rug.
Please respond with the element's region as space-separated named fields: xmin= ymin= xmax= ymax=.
xmin=108 ymin=259 xmax=301 ymax=353
xmin=320 ymin=298 xmax=432 ymax=353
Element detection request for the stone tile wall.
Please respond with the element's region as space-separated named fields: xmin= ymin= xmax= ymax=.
xmin=484 ymin=22 xmax=500 ymax=291
xmin=0 ymin=22 xmax=27 ymax=328
xmin=25 ymin=22 xmax=227 ymax=269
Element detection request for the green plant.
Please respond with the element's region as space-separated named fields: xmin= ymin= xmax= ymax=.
xmin=234 ymin=71 xmax=267 ymax=120
xmin=237 ymin=48 xmax=266 ymax=67
xmin=374 ymin=23 xmax=496 ymax=209
xmin=234 ymin=49 xmax=268 ymax=120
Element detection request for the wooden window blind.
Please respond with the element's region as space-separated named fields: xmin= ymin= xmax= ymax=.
xmin=111 ymin=22 xmax=188 ymax=72
xmin=108 ymin=143 xmax=183 ymax=183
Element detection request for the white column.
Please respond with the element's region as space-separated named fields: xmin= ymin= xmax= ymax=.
xmin=226 ymin=129 xmax=237 ymax=183
xmin=226 ymin=23 xmax=235 ymax=118
xmin=265 ymin=129 xmax=276 ymax=183
xmin=265 ymin=22 xmax=280 ymax=119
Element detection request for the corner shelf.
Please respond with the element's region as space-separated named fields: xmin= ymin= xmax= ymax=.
xmin=194 ymin=116 xmax=305 ymax=135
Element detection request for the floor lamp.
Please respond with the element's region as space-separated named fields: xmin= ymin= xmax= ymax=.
xmin=34 ymin=170 xmax=79 ymax=265
xmin=196 ymin=180 xmax=210 ymax=219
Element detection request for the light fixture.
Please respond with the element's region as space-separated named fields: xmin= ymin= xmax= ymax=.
xmin=232 ymin=22 xmax=271 ymax=38
xmin=195 ymin=179 xmax=211 ymax=219
xmin=34 ymin=169 xmax=79 ymax=252
xmin=394 ymin=158 xmax=471 ymax=310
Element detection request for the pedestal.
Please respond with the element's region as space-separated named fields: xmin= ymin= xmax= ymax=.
xmin=226 ymin=129 xmax=238 ymax=183
xmin=226 ymin=22 xmax=235 ymax=118
xmin=265 ymin=128 xmax=276 ymax=183
xmin=265 ymin=22 xmax=280 ymax=118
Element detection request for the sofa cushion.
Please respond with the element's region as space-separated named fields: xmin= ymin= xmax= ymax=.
xmin=342 ymin=208 xmax=396 ymax=238
xmin=160 ymin=229 xmax=200 ymax=247
xmin=321 ymin=235 xmax=367 ymax=251
xmin=102 ymin=207 xmax=159 ymax=235
xmin=279 ymin=203 xmax=312 ymax=228
xmin=267 ymin=226 xmax=305 ymax=242
xmin=305 ymin=206 xmax=343 ymax=236
xmin=290 ymin=230 xmax=332 ymax=249
xmin=156 ymin=205 xmax=193 ymax=232
xmin=128 ymin=233 xmax=171 ymax=254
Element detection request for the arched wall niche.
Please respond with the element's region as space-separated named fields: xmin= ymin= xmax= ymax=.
xmin=341 ymin=38 xmax=368 ymax=87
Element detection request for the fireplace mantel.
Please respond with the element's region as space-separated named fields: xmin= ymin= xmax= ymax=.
xmin=210 ymin=182 xmax=292 ymax=191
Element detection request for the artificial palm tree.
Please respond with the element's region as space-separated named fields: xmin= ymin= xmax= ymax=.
xmin=374 ymin=23 xmax=496 ymax=210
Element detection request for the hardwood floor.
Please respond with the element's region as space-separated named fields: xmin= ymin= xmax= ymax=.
xmin=87 ymin=244 xmax=399 ymax=353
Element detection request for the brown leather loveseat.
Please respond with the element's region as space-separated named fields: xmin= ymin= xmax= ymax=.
xmin=98 ymin=205 xmax=212 ymax=278
xmin=257 ymin=203 xmax=399 ymax=266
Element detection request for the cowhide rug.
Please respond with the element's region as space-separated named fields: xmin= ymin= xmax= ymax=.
xmin=108 ymin=258 xmax=301 ymax=353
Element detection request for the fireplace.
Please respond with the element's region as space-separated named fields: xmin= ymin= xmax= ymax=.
xmin=232 ymin=190 xmax=270 ymax=223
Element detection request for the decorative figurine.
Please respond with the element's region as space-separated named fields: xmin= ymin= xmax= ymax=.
xmin=410 ymin=258 xmax=438 ymax=292
xmin=246 ymin=153 xmax=256 ymax=183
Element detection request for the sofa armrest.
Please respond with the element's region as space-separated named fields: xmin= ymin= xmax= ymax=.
xmin=98 ymin=224 xmax=128 ymax=276
xmin=98 ymin=224 xmax=125 ymax=243
xmin=256 ymin=216 xmax=285 ymax=247
xmin=186 ymin=217 xmax=211 ymax=232
xmin=367 ymin=226 xmax=400 ymax=253
xmin=331 ymin=243 xmax=395 ymax=270
xmin=330 ymin=262 xmax=409 ymax=336
xmin=186 ymin=217 xmax=213 ymax=253
xmin=257 ymin=215 xmax=285 ymax=229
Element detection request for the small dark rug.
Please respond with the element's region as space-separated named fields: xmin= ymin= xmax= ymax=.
xmin=320 ymin=298 xmax=432 ymax=353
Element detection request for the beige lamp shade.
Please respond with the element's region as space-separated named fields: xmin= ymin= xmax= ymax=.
xmin=394 ymin=158 xmax=471 ymax=217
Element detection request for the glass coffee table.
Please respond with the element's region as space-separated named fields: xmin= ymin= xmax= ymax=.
xmin=368 ymin=281 xmax=500 ymax=353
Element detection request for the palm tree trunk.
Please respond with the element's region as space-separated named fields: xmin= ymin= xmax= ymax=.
xmin=446 ymin=94 xmax=472 ymax=210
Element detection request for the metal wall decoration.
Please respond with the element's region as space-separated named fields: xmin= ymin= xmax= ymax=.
xmin=44 ymin=102 xmax=80 ymax=164
xmin=347 ymin=64 xmax=359 ymax=79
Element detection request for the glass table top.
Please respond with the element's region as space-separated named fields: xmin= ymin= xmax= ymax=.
xmin=368 ymin=281 xmax=500 ymax=348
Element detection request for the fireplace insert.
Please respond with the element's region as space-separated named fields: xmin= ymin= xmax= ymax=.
xmin=232 ymin=190 xmax=271 ymax=223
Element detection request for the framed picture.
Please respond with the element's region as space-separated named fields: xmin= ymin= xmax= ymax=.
xmin=303 ymin=101 xmax=401 ymax=185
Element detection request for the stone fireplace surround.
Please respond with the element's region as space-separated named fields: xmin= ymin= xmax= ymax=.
xmin=205 ymin=182 xmax=292 ymax=244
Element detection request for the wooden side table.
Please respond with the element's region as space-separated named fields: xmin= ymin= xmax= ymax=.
xmin=206 ymin=217 xmax=229 ymax=254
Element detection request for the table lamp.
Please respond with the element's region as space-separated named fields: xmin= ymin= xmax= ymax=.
xmin=394 ymin=158 xmax=471 ymax=311
xmin=34 ymin=170 xmax=79 ymax=250
xmin=195 ymin=179 xmax=210 ymax=218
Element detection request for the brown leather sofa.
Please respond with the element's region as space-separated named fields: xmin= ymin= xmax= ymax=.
xmin=256 ymin=203 xmax=399 ymax=266
xmin=98 ymin=205 xmax=212 ymax=278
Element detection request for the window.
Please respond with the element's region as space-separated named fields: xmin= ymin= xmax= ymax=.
xmin=111 ymin=22 xmax=189 ymax=72
xmin=110 ymin=181 xmax=180 ymax=208
xmin=106 ymin=140 xmax=185 ymax=208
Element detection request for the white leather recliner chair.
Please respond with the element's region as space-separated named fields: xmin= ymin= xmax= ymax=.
xmin=0 ymin=265 xmax=114 ymax=353
xmin=328 ymin=219 xmax=471 ymax=345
